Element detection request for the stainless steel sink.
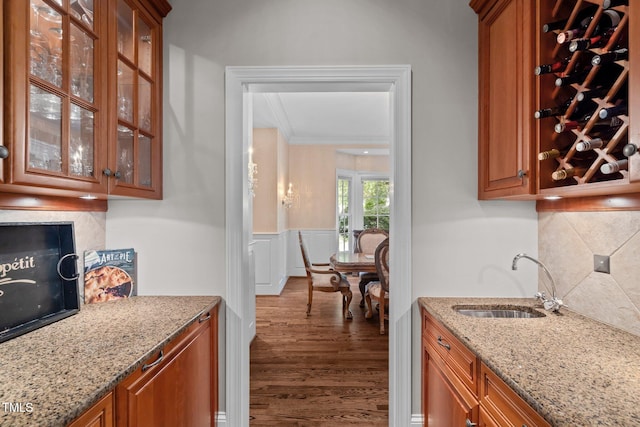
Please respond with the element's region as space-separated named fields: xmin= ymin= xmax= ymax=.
xmin=453 ymin=305 xmax=545 ymax=318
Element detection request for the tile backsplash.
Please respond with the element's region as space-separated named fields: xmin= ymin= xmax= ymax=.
xmin=539 ymin=211 xmax=640 ymax=336
xmin=0 ymin=211 xmax=106 ymax=302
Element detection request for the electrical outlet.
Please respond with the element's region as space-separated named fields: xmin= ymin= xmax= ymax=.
xmin=594 ymin=255 xmax=610 ymax=274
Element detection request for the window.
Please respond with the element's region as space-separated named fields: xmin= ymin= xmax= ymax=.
xmin=362 ymin=178 xmax=390 ymax=231
xmin=336 ymin=172 xmax=389 ymax=251
xmin=337 ymin=177 xmax=352 ymax=252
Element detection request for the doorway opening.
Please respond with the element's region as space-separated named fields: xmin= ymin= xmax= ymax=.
xmin=225 ymin=65 xmax=412 ymax=426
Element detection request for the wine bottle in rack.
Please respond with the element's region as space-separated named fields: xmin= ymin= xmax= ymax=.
xmin=576 ymin=86 xmax=610 ymax=102
xmin=591 ymin=48 xmax=629 ymax=66
xmin=569 ymin=28 xmax=618 ymax=53
xmin=598 ymin=102 xmax=627 ymax=119
xmin=535 ymin=57 xmax=571 ymax=75
xmin=622 ymin=143 xmax=638 ymax=157
xmin=576 ymin=138 xmax=605 ymax=151
xmin=555 ymin=67 xmax=593 ymax=87
xmin=538 ymin=149 xmax=563 ymax=160
xmin=600 ymin=159 xmax=628 ymax=174
xmin=556 ymin=5 xmax=598 ymax=44
xmin=555 ymin=115 xmax=624 ymax=133
xmin=543 ymin=18 xmax=569 ymax=33
xmin=557 ymin=8 xmax=621 ymax=44
xmin=603 ymin=0 xmax=627 ymax=9
xmin=552 ymin=167 xmax=587 ymax=181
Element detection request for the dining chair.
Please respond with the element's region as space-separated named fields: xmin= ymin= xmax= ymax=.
xmin=356 ymin=228 xmax=389 ymax=307
xmin=298 ymin=231 xmax=353 ymax=320
xmin=365 ymin=237 xmax=389 ymax=334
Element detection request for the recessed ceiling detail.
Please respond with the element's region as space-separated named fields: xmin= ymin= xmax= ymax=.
xmin=253 ymin=92 xmax=390 ymax=146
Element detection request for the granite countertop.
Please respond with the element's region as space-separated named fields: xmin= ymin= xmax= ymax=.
xmin=419 ymin=297 xmax=640 ymax=426
xmin=0 ymin=295 xmax=221 ymax=427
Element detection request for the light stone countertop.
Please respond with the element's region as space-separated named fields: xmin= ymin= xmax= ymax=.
xmin=419 ymin=297 xmax=640 ymax=427
xmin=0 ymin=295 xmax=221 ymax=427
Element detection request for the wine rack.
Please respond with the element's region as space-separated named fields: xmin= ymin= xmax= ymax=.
xmin=537 ymin=0 xmax=633 ymax=196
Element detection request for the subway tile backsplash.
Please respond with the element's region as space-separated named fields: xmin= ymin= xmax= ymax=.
xmin=539 ymin=211 xmax=640 ymax=337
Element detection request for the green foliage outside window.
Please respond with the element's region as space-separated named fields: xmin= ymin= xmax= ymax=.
xmin=362 ymin=179 xmax=389 ymax=231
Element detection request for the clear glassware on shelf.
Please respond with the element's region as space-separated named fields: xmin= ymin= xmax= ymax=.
xmin=29 ymin=86 xmax=63 ymax=173
xmin=117 ymin=125 xmax=134 ymax=184
xmin=70 ymin=104 xmax=95 ymax=177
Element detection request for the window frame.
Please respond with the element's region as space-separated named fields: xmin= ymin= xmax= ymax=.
xmin=336 ymin=169 xmax=390 ymax=251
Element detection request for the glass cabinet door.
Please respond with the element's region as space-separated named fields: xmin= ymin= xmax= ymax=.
xmin=111 ymin=0 xmax=161 ymax=197
xmin=18 ymin=0 xmax=106 ymax=192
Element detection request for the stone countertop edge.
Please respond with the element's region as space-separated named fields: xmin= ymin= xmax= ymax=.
xmin=418 ymin=297 xmax=640 ymax=427
xmin=0 ymin=295 xmax=221 ymax=427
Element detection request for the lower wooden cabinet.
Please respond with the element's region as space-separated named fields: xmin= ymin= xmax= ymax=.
xmin=68 ymin=305 xmax=218 ymax=427
xmin=422 ymin=308 xmax=549 ymax=427
xmin=479 ymin=363 xmax=550 ymax=427
xmin=67 ymin=392 xmax=114 ymax=427
xmin=423 ymin=340 xmax=478 ymax=427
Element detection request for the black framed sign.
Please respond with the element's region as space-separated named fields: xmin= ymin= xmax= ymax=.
xmin=0 ymin=222 xmax=80 ymax=343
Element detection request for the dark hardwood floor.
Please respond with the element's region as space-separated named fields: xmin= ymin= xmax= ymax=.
xmin=250 ymin=276 xmax=389 ymax=426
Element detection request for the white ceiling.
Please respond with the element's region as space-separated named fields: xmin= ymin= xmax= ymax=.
xmin=253 ymin=92 xmax=390 ymax=155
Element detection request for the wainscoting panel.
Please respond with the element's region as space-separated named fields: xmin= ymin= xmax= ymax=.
xmin=288 ymin=229 xmax=338 ymax=277
xmin=253 ymin=230 xmax=339 ymax=294
xmin=252 ymin=232 xmax=287 ymax=295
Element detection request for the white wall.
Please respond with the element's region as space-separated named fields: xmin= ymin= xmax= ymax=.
xmin=106 ymin=0 xmax=538 ymax=418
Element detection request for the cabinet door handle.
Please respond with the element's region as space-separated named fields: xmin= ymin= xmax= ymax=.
xmin=517 ymin=169 xmax=527 ymax=179
xmin=436 ymin=336 xmax=451 ymax=350
xmin=465 ymin=419 xmax=477 ymax=427
xmin=142 ymin=350 xmax=164 ymax=372
xmin=199 ymin=313 xmax=211 ymax=323
xmin=0 ymin=145 xmax=8 ymax=159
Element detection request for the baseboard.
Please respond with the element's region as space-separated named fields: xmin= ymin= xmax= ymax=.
xmin=411 ymin=413 xmax=424 ymax=426
xmin=215 ymin=411 xmax=226 ymax=426
xmin=255 ymin=274 xmax=288 ymax=295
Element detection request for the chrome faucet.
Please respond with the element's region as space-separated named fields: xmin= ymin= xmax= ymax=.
xmin=512 ymin=253 xmax=564 ymax=312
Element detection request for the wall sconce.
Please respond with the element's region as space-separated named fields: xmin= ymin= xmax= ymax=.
xmin=282 ymin=182 xmax=298 ymax=208
xmin=248 ymin=147 xmax=258 ymax=197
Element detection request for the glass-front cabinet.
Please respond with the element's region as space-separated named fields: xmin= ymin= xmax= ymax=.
xmin=2 ymin=0 xmax=169 ymax=202
xmin=5 ymin=0 xmax=107 ymax=195
xmin=109 ymin=0 xmax=163 ymax=197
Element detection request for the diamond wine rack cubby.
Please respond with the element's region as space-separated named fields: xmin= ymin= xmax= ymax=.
xmin=536 ymin=0 xmax=639 ymax=196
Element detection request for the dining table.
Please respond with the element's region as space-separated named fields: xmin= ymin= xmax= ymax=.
xmin=329 ymin=251 xmax=377 ymax=273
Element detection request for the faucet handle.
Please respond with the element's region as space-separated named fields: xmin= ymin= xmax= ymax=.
xmin=543 ymin=297 xmax=564 ymax=312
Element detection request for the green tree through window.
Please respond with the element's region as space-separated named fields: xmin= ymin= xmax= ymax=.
xmin=362 ymin=179 xmax=389 ymax=230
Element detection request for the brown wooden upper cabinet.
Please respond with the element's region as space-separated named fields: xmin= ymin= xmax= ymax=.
xmin=471 ymin=0 xmax=640 ymax=201
xmin=471 ymin=0 xmax=537 ymax=200
xmin=2 ymin=0 xmax=170 ymax=203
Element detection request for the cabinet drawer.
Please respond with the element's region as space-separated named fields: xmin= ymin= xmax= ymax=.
xmin=423 ymin=310 xmax=478 ymax=394
xmin=480 ymin=363 xmax=550 ymax=427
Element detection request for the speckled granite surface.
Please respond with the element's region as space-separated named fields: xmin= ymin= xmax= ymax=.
xmin=0 ymin=295 xmax=220 ymax=427
xmin=419 ymin=297 xmax=640 ymax=427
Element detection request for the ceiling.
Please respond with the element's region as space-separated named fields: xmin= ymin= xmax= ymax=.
xmin=253 ymin=92 xmax=390 ymax=156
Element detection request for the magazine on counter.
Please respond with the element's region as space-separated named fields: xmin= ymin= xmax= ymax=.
xmin=84 ymin=249 xmax=137 ymax=304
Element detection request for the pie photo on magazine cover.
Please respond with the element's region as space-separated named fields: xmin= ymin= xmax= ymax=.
xmin=84 ymin=249 xmax=136 ymax=304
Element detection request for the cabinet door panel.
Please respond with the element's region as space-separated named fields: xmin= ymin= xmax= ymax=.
xmin=109 ymin=0 xmax=162 ymax=198
xmin=117 ymin=320 xmax=212 ymax=427
xmin=424 ymin=343 xmax=478 ymax=427
xmin=476 ymin=0 xmax=536 ymax=199
xmin=67 ymin=392 xmax=114 ymax=427
xmin=480 ymin=363 xmax=550 ymax=427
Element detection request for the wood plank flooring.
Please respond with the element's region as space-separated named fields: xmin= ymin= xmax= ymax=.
xmin=250 ymin=276 xmax=389 ymax=426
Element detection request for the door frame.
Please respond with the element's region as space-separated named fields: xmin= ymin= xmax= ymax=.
xmin=225 ymin=65 xmax=412 ymax=426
